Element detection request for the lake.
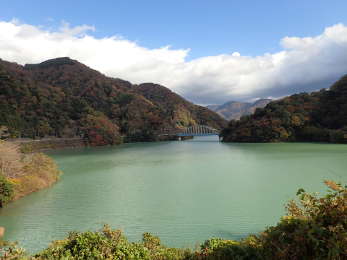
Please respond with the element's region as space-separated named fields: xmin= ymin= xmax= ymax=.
xmin=1 ymin=136 xmax=347 ymax=252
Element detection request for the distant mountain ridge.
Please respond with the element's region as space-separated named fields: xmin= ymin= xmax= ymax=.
xmin=0 ymin=57 xmax=226 ymax=145
xmin=207 ymin=99 xmax=271 ymax=120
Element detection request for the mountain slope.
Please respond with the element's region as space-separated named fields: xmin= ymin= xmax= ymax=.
xmin=220 ymin=76 xmax=347 ymax=143
xmin=135 ymin=83 xmax=226 ymax=129
xmin=0 ymin=57 xmax=226 ymax=144
xmin=207 ymin=99 xmax=271 ymax=120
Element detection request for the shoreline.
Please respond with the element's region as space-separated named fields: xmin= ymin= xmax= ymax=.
xmin=0 ymin=140 xmax=62 ymax=208
xmin=8 ymin=135 xmax=194 ymax=152
xmin=8 ymin=137 xmax=87 ymax=152
xmin=1 ymin=136 xmax=193 ymax=206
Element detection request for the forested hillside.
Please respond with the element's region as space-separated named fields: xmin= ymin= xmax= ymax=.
xmin=221 ymin=75 xmax=347 ymax=143
xmin=0 ymin=57 xmax=226 ymax=145
xmin=136 ymin=83 xmax=225 ymax=128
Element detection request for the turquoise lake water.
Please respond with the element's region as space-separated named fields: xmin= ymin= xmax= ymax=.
xmin=1 ymin=136 xmax=347 ymax=252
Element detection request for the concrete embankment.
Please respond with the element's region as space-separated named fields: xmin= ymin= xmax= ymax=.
xmin=8 ymin=135 xmax=192 ymax=152
xmin=8 ymin=137 xmax=86 ymax=152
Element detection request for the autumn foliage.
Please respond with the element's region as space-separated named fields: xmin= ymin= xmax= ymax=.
xmin=221 ymin=75 xmax=347 ymax=143
xmin=0 ymin=57 xmax=226 ymax=145
xmin=0 ymin=141 xmax=61 ymax=205
xmin=81 ymin=114 xmax=122 ymax=146
xmin=258 ymin=180 xmax=347 ymax=259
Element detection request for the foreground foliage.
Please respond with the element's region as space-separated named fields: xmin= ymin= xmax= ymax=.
xmin=36 ymin=227 xmax=191 ymax=260
xmin=221 ymin=75 xmax=347 ymax=143
xmin=1 ymin=180 xmax=346 ymax=259
xmin=258 ymin=180 xmax=347 ymax=259
xmin=0 ymin=174 xmax=13 ymax=207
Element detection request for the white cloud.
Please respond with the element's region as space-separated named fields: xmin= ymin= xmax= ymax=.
xmin=1 ymin=20 xmax=347 ymax=104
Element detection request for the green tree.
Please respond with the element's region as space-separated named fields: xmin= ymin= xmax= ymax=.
xmin=0 ymin=174 xmax=13 ymax=208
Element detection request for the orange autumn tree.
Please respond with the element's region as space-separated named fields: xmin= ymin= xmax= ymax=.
xmin=81 ymin=114 xmax=122 ymax=146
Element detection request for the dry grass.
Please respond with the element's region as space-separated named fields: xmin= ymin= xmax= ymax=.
xmin=0 ymin=141 xmax=61 ymax=201
xmin=11 ymin=153 xmax=61 ymax=200
xmin=0 ymin=141 xmax=23 ymax=178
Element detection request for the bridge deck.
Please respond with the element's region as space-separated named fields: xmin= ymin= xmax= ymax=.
xmin=176 ymin=133 xmax=219 ymax=137
xmin=169 ymin=125 xmax=220 ymax=137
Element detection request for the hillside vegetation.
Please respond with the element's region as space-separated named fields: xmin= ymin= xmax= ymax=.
xmin=0 ymin=57 xmax=226 ymax=145
xmin=1 ymin=180 xmax=346 ymax=259
xmin=0 ymin=140 xmax=61 ymax=206
xmin=221 ymin=75 xmax=347 ymax=143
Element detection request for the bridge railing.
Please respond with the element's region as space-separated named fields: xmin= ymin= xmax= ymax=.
xmin=174 ymin=125 xmax=220 ymax=136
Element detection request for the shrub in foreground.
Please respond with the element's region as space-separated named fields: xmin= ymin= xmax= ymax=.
xmin=195 ymin=180 xmax=347 ymax=259
xmin=36 ymin=226 xmax=191 ymax=260
xmin=0 ymin=240 xmax=26 ymax=259
xmin=0 ymin=174 xmax=13 ymax=207
xmin=258 ymin=180 xmax=347 ymax=259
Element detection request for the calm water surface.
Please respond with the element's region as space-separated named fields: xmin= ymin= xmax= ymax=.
xmin=1 ymin=137 xmax=347 ymax=252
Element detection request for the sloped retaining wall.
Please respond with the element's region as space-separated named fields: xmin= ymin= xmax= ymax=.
xmin=8 ymin=137 xmax=86 ymax=152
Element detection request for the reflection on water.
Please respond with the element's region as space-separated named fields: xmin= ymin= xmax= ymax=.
xmin=1 ymin=137 xmax=347 ymax=252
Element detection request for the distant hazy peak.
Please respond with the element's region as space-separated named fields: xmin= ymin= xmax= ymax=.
xmin=207 ymin=99 xmax=272 ymax=120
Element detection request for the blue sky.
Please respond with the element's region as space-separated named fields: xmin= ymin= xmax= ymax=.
xmin=2 ymin=0 xmax=347 ymax=59
xmin=1 ymin=0 xmax=347 ymax=104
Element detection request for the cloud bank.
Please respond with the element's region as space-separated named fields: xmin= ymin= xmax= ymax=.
xmin=1 ymin=20 xmax=347 ymax=104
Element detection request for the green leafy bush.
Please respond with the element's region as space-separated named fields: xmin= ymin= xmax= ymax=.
xmin=36 ymin=225 xmax=191 ymax=260
xmin=196 ymin=237 xmax=261 ymax=259
xmin=37 ymin=226 xmax=148 ymax=259
xmin=0 ymin=240 xmax=26 ymax=259
xmin=0 ymin=174 xmax=13 ymax=207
